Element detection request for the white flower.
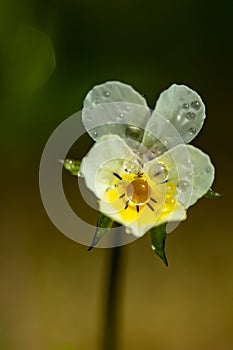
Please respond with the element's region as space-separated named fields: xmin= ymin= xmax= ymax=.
xmin=80 ymin=81 xmax=215 ymax=237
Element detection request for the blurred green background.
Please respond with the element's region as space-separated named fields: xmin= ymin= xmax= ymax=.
xmin=0 ymin=0 xmax=233 ymax=349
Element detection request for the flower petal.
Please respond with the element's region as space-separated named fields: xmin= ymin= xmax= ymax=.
xmin=154 ymin=84 xmax=206 ymax=143
xmin=82 ymin=81 xmax=150 ymax=141
xmin=84 ymin=81 xmax=148 ymax=107
xmin=142 ymin=110 xmax=186 ymax=155
xmin=99 ymin=195 xmax=186 ymax=238
xmin=151 ymin=144 xmax=215 ymax=208
xmin=80 ymin=135 xmax=137 ymax=198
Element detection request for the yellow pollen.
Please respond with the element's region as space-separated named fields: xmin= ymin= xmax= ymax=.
xmin=126 ymin=179 xmax=151 ymax=205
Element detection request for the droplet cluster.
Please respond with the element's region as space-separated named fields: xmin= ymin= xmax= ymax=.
xmin=176 ymin=99 xmax=202 ymax=137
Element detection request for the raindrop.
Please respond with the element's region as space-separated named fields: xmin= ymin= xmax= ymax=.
xmin=103 ymin=91 xmax=110 ymax=97
xmin=125 ymin=227 xmax=132 ymax=234
xmin=206 ymin=166 xmax=211 ymax=173
xmin=92 ymin=130 xmax=98 ymax=137
xmin=186 ymin=112 xmax=196 ymax=120
xmin=77 ymin=170 xmax=83 ymax=178
xmin=125 ymin=125 xmax=142 ymax=140
xmin=182 ymin=103 xmax=189 ymax=109
xmin=95 ymin=98 xmax=100 ymax=104
xmin=177 ymin=180 xmax=189 ymax=192
xmin=161 ymin=137 xmax=173 ymax=149
xmin=148 ymin=161 xmax=168 ymax=184
xmin=189 ymin=127 xmax=196 ymax=135
xmin=191 ymin=100 xmax=201 ymax=110
xmin=123 ymin=158 xmax=141 ymax=174
xmin=116 ymin=113 xmax=124 ymax=122
xmin=126 ymin=106 xmax=130 ymax=111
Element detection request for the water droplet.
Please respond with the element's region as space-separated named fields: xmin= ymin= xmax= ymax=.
xmin=148 ymin=161 xmax=168 ymax=184
xmin=123 ymin=158 xmax=141 ymax=174
xmin=125 ymin=125 xmax=142 ymax=140
xmin=116 ymin=113 xmax=124 ymax=122
xmin=161 ymin=137 xmax=173 ymax=149
xmin=92 ymin=130 xmax=98 ymax=137
xmin=103 ymin=91 xmax=110 ymax=97
xmin=182 ymin=103 xmax=189 ymax=109
xmin=186 ymin=112 xmax=196 ymax=120
xmin=151 ymin=245 xmax=156 ymax=251
xmin=177 ymin=180 xmax=189 ymax=192
xmin=126 ymin=106 xmax=130 ymax=111
xmin=191 ymin=100 xmax=201 ymax=110
xmin=95 ymin=98 xmax=100 ymax=104
xmin=206 ymin=167 xmax=211 ymax=173
xmin=189 ymin=127 xmax=196 ymax=135
xmin=77 ymin=170 xmax=83 ymax=178
xmin=125 ymin=227 xmax=132 ymax=234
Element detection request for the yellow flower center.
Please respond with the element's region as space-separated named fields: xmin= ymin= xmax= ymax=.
xmin=126 ymin=178 xmax=151 ymax=205
xmin=101 ymin=167 xmax=186 ymax=227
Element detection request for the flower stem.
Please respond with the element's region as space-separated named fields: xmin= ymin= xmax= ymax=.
xmin=102 ymin=246 xmax=124 ymax=350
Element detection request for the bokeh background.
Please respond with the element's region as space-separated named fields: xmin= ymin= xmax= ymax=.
xmin=0 ymin=0 xmax=233 ymax=349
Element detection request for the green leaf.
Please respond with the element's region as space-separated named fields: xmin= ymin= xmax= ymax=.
xmin=204 ymin=188 xmax=223 ymax=199
xmin=149 ymin=224 xmax=168 ymax=266
xmin=88 ymin=213 xmax=114 ymax=251
xmin=63 ymin=159 xmax=81 ymax=176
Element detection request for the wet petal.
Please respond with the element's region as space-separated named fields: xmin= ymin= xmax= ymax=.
xmin=84 ymin=81 xmax=148 ymax=107
xmin=82 ymin=81 xmax=150 ymax=141
xmin=154 ymin=84 xmax=206 ymax=143
xmin=142 ymin=111 xmax=185 ymax=155
xmin=80 ymin=135 xmax=136 ymax=198
xmin=153 ymin=144 xmax=215 ymax=208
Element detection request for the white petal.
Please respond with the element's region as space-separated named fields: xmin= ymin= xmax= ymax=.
xmin=84 ymin=81 xmax=148 ymax=107
xmin=154 ymin=84 xmax=206 ymax=143
xmin=82 ymin=81 xmax=150 ymax=141
xmin=142 ymin=110 xmax=186 ymax=154
xmin=80 ymin=135 xmax=137 ymax=198
xmin=151 ymin=144 xmax=215 ymax=208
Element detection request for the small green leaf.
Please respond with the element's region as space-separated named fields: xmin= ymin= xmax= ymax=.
xmin=204 ymin=188 xmax=223 ymax=199
xmin=149 ymin=224 xmax=168 ymax=266
xmin=88 ymin=213 xmax=114 ymax=251
xmin=63 ymin=159 xmax=81 ymax=176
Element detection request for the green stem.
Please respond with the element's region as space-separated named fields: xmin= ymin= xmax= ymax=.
xmin=102 ymin=246 xmax=124 ymax=350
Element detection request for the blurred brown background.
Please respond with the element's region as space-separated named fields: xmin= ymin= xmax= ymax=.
xmin=0 ymin=0 xmax=232 ymax=349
